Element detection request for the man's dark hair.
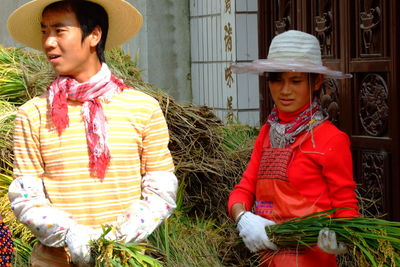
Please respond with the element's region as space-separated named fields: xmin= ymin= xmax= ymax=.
xmin=43 ymin=0 xmax=109 ymax=62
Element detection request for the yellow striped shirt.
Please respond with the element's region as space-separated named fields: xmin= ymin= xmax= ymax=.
xmin=13 ymin=89 xmax=174 ymax=227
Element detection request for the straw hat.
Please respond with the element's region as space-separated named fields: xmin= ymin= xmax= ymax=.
xmin=231 ymin=30 xmax=351 ymax=79
xmin=7 ymin=0 xmax=143 ymax=51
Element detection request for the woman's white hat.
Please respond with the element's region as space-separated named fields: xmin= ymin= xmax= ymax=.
xmin=231 ymin=30 xmax=351 ymax=79
xmin=7 ymin=0 xmax=143 ymax=51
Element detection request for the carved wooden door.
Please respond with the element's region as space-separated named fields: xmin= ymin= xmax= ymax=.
xmin=259 ymin=0 xmax=400 ymax=220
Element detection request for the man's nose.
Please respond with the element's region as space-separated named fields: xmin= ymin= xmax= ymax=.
xmin=43 ymin=36 xmax=57 ymax=49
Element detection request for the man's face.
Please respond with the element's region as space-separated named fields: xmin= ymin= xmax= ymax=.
xmin=41 ymin=9 xmax=100 ymax=82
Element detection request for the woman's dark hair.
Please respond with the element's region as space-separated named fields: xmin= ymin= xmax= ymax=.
xmin=43 ymin=0 xmax=109 ymax=62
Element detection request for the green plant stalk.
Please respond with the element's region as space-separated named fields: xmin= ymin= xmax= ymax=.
xmin=265 ymin=209 xmax=400 ymax=267
xmin=91 ymin=226 xmax=162 ymax=267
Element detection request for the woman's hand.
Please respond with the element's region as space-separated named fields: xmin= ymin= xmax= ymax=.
xmin=317 ymin=228 xmax=347 ymax=254
xmin=236 ymin=211 xmax=278 ymax=252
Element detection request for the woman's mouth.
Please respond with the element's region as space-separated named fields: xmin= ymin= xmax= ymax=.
xmin=279 ymin=99 xmax=294 ymax=106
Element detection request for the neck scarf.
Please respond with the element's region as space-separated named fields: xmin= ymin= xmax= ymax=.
xmin=48 ymin=63 xmax=129 ymax=178
xmin=267 ymin=98 xmax=326 ymax=148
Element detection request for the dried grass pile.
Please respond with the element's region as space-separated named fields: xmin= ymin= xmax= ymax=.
xmin=0 ymin=46 xmax=254 ymax=219
xmin=0 ymin=46 xmax=256 ymax=265
xmin=106 ymin=50 xmax=256 ymax=219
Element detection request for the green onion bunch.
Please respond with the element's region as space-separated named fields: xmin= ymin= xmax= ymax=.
xmin=265 ymin=209 xmax=400 ymax=267
xmin=91 ymin=227 xmax=162 ymax=267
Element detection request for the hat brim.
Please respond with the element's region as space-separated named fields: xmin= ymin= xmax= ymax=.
xmin=231 ymin=59 xmax=352 ymax=79
xmin=7 ymin=0 xmax=143 ymax=51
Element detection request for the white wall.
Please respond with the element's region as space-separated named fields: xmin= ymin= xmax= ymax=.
xmin=0 ymin=0 xmax=191 ymax=103
xmin=235 ymin=0 xmax=260 ymax=126
xmin=128 ymin=0 xmax=191 ymax=103
xmin=190 ymin=0 xmax=260 ymax=126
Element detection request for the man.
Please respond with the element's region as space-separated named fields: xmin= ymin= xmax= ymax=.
xmin=7 ymin=0 xmax=178 ymax=266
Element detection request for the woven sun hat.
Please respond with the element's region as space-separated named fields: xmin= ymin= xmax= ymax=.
xmin=7 ymin=0 xmax=143 ymax=51
xmin=231 ymin=30 xmax=351 ymax=79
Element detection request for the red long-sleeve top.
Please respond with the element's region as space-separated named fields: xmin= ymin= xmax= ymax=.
xmin=228 ymin=114 xmax=359 ymax=218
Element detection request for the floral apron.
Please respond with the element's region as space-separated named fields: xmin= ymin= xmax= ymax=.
xmin=255 ymin=126 xmax=337 ymax=267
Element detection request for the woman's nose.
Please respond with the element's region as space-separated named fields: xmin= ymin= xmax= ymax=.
xmin=280 ymin=82 xmax=291 ymax=94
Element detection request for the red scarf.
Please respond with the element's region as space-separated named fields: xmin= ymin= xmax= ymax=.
xmin=267 ymin=99 xmax=325 ymax=148
xmin=48 ymin=64 xmax=129 ymax=178
xmin=267 ymin=101 xmax=319 ymax=134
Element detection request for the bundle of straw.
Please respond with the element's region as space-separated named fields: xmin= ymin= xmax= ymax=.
xmin=265 ymin=209 xmax=400 ymax=267
xmin=0 ymin=46 xmax=255 ymax=219
xmin=91 ymin=227 xmax=162 ymax=267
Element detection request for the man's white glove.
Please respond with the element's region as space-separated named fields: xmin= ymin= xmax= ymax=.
xmin=236 ymin=211 xmax=278 ymax=252
xmin=317 ymin=228 xmax=347 ymax=255
xmin=65 ymin=224 xmax=116 ymax=267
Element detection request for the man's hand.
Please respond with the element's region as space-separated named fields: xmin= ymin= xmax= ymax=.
xmin=317 ymin=228 xmax=347 ymax=255
xmin=236 ymin=211 xmax=278 ymax=252
xmin=65 ymin=225 xmax=101 ymax=267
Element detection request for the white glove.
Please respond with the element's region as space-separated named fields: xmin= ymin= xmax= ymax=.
xmin=317 ymin=228 xmax=347 ymax=255
xmin=65 ymin=224 xmax=111 ymax=267
xmin=236 ymin=212 xmax=278 ymax=252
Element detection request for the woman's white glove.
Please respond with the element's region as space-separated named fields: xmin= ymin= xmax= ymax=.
xmin=236 ymin=212 xmax=278 ymax=252
xmin=317 ymin=228 xmax=347 ymax=255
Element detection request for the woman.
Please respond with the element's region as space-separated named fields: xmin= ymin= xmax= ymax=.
xmin=228 ymin=30 xmax=358 ymax=267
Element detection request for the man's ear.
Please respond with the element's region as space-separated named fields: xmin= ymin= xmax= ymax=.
xmin=89 ymin=26 xmax=102 ymax=47
xmin=314 ymin=74 xmax=324 ymax=91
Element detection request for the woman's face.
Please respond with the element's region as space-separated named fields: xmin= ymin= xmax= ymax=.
xmin=268 ymin=72 xmax=322 ymax=113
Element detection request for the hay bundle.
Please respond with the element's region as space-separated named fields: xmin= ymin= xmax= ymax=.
xmin=0 ymin=46 xmax=256 ymax=265
xmin=0 ymin=46 xmax=254 ymax=219
xmin=106 ymin=49 xmax=255 ymax=218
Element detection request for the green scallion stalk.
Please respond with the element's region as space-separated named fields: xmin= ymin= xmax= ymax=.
xmin=91 ymin=226 xmax=163 ymax=267
xmin=265 ymin=209 xmax=400 ymax=267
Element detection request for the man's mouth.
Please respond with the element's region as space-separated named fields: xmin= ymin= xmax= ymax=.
xmin=48 ymin=55 xmax=61 ymax=63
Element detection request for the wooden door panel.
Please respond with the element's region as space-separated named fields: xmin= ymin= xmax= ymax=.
xmin=348 ymin=0 xmax=395 ymax=219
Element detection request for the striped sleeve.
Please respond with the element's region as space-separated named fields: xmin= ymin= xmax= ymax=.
xmin=13 ymin=104 xmax=44 ymax=178
xmin=140 ymin=102 xmax=174 ymax=173
xmin=10 ymin=101 xmax=77 ymax=246
xmin=115 ymin=98 xmax=177 ymax=242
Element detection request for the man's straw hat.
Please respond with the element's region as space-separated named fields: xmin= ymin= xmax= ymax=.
xmin=7 ymin=0 xmax=143 ymax=51
xmin=231 ymin=30 xmax=351 ymax=79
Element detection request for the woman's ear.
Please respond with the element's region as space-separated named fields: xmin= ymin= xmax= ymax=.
xmin=313 ymin=74 xmax=324 ymax=91
xmin=89 ymin=26 xmax=102 ymax=47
